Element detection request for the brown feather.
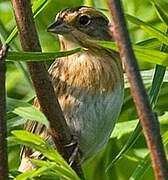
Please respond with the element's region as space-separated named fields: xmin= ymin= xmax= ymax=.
xmin=19 ymin=6 xmax=124 ymax=171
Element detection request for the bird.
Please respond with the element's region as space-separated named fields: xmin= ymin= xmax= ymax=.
xmin=19 ymin=6 xmax=124 ymax=172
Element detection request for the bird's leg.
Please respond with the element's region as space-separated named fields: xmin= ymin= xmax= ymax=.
xmin=64 ymin=134 xmax=80 ymax=166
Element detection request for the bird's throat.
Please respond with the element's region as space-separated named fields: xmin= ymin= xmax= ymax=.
xmin=56 ymin=36 xmax=123 ymax=94
xmin=58 ymin=35 xmax=80 ymax=51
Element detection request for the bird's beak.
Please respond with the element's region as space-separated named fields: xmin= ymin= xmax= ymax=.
xmin=47 ymin=20 xmax=72 ymax=34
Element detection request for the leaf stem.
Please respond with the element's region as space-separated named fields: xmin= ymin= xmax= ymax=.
xmin=11 ymin=0 xmax=83 ymax=177
xmin=0 ymin=42 xmax=9 ymax=180
xmin=108 ymin=1 xmax=168 ymax=179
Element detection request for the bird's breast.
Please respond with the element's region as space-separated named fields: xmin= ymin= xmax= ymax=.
xmin=49 ymin=48 xmax=124 ymax=160
xmin=51 ymin=49 xmax=123 ymax=95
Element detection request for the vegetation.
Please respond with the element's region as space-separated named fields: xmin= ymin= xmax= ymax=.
xmin=0 ymin=0 xmax=168 ymax=179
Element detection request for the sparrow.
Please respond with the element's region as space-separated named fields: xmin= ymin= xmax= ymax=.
xmin=19 ymin=6 xmax=124 ymax=172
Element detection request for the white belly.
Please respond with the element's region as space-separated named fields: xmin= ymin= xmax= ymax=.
xmin=59 ymin=83 xmax=124 ymax=161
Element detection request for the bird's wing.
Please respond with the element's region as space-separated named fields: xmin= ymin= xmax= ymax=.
xmin=20 ymin=60 xmax=61 ymax=162
xmin=19 ymin=97 xmax=48 ymax=172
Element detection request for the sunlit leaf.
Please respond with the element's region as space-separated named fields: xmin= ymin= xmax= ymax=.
xmin=6 ymin=48 xmax=81 ymax=62
xmin=135 ymin=38 xmax=161 ymax=49
xmin=5 ymin=0 xmax=49 ymax=44
xmin=7 ymin=115 xmax=25 ymax=130
xmin=7 ymin=97 xmax=49 ymax=128
xmin=152 ymin=2 xmax=168 ymax=26
xmin=126 ymin=14 xmax=168 ymax=45
xmin=124 ymin=69 xmax=168 ymax=88
xmin=105 ymin=22 xmax=168 ymax=171
xmin=9 ymin=131 xmax=80 ymax=180
xmin=96 ymin=41 xmax=168 ymax=66
xmin=111 ymin=112 xmax=168 ymax=139
xmin=129 ymin=131 xmax=168 ymax=180
xmin=15 ymin=169 xmax=37 ymax=180
xmin=12 ymin=130 xmax=46 ymax=145
xmin=84 ymin=0 xmax=95 ymax=6
xmin=10 ymin=131 xmax=65 ymax=164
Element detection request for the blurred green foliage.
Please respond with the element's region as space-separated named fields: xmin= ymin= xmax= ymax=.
xmin=0 ymin=0 xmax=168 ymax=179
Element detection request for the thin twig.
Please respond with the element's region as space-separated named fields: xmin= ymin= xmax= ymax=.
xmin=108 ymin=1 xmax=168 ymax=180
xmin=11 ymin=0 xmax=83 ymax=177
xmin=0 ymin=42 xmax=9 ymax=180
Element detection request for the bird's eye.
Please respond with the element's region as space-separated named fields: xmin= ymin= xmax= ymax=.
xmin=78 ymin=15 xmax=91 ymax=26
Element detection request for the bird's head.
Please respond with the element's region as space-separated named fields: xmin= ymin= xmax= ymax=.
xmin=47 ymin=6 xmax=112 ymax=49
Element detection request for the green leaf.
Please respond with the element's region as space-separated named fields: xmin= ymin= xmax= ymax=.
xmin=7 ymin=115 xmax=25 ymax=130
xmin=9 ymin=131 xmax=80 ymax=180
xmin=5 ymin=27 xmax=18 ymax=45
xmin=133 ymin=47 xmax=168 ymax=66
xmin=127 ymin=29 xmax=168 ymax=179
xmin=6 ymin=48 xmax=81 ymax=62
xmin=96 ymin=41 xmax=168 ymax=66
xmin=31 ymin=160 xmax=80 ymax=180
xmin=15 ymin=160 xmax=76 ymax=180
xmin=129 ymin=156 xmax=150 ymax=180
xmin=10 ymin=130 xmax=65 ymax=164
xmin=31 ymin=159 xmax=52 ymax=167
xmin=129 ymin=131 xmax=168 ymax=180
xmin=111 ymin=120 xmax=138 ymax=139
xmin=32 ymin=0 xmax=48 ymax=19
xmin=8 ymin=136 xmax=23 ymax=147
xmin=111 ymin=112 xmax=168 ymax=139
xmin=16 ymin=164 xmax=58 ymax=180
xmin=126 ymin=14 xmax=168 ymax=45
xmin=135 ymin=38 xmax=161 ymax=49
xmin=15 ymin=169 xmax=37 ymax=180
xmin=84 ymin=0 xmax=95 ymax=6
xmin=106 ymin=26 xmax=168 ymax=171
xmin=124 ymin=69 xmax=168 ymax=89
xmin=148 ymin=65 xmax=167 ymax=107
xmin=152 ymin=2 xmax=168 ymax=26
xmin=13 ymin=106 xmax=48 ymax=126
xmin=12 ymin=130 xmax=46 ymax=145
xmin=5 ymin=0 xmax=49 ymax=44
xmin=0 ymin=16 xmax=33 ymax=87
xmin=108 ymin=111 xmax=168 ymax=171
xmin=7 ymin=97 xmax=49 ymax=128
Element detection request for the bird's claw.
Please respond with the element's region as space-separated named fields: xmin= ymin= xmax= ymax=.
xmin=64 ymin=135 xmax=80 ymax=166
xmin=69 ymin=143 xmax=79 ymax=166
xmin=64 ymin=139 xmax=77 ymax=147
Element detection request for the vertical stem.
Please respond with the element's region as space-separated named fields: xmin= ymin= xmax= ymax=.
xmin=11 ymin=0 xmax=69 ymax=157
xmin=0 ymin=42 xmax=8 ymax=180
xmin=108 ymin=1 xmax=168 ymax=180
xmin=11 ymin=0 xmax=83 ymax=177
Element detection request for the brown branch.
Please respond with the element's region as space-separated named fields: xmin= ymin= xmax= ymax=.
xmin=0 ymin=42 xmax=9 ymax=180
xmin=108 ymin=1 xmax=168 ymax=180
xmin=11 ymin=0 xmax=83 ymax=177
